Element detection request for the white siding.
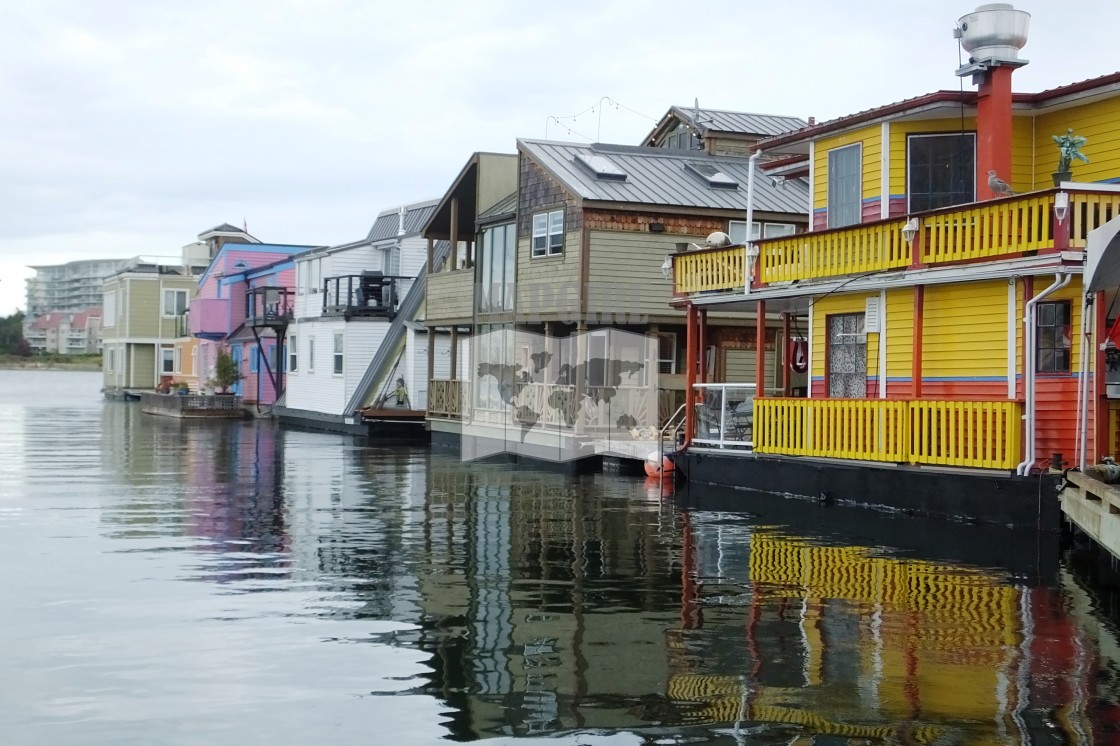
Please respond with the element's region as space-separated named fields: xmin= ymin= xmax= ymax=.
xmin=286 ymin=317 xmax=389 ymax=416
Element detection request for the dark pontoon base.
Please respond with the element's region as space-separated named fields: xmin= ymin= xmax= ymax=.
xmin=429 ymin=429 xmax=601 ymax=475
xmin=679 ymin=449 xmax=1060 ymax=531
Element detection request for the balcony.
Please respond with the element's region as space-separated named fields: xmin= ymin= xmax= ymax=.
xmin=188 ymin=297 xmax=232 ymax=338
xmin=246 ymin=286 xmax=293 ymax=328
xmin=674 ymin=186 xmax=1120 ymax=296
xmin=322 ymin=272 xmax=401 ymax=319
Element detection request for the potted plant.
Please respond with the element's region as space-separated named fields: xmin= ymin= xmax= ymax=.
xmin=1052 ymin=128 xmax=1089 ymax=186
xmin=175 ymin=381 xmax=190 ymax=396
xmin=209 ymin=344 xmax=243 ymax=395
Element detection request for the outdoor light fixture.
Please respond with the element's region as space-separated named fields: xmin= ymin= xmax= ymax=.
xmin=1053 ymin=191 xmax=1070 ymax=224
xmin=901 ymin=217 xmax=920 ymax=245
xmin=660 ymin=254 xmax=673 ymax=280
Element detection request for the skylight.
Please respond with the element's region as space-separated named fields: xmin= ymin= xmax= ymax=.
xmin=685 ymin=161 xmax=739 ymax=189
xmin=574 ymin=152 xmax=628 ymax=181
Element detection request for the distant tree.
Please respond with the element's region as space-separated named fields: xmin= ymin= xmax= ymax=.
xmin=0 ymin=311 xmax=27 ymax=355
xmin=14 ymin=338 xmax=32 ymax=357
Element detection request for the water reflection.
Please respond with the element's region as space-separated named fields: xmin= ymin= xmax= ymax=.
xmin=4 ymin=372 xmax=1120 ymax=744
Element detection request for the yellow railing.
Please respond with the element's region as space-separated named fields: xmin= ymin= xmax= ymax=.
xmin=760 ymin=219 xmax=911 ymax=283
xmin=1070 ymin=191 xmax=1120 ymax=249
xmin=673 ymin=246 xmax=744 ymax=293
xmin=753 ymin=398 xmax=1021 ymax=469
xmin=675 ymin=188 xmax=1120 ymax=295
xmin=922 ymin=193 xmax=1053 ymax=263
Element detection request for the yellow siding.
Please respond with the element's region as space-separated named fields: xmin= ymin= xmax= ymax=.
xmin=1011 ymin=116 xmax=1035 ymax=191
xmin=922 ymin=281 xmax=1008 ymax=378
xmin=888 ymin=117 xmax=977 ymax=197
xmin=1035 ymin=97 xmax=1120 ymax=185
xmin=811 ymin=293 xmax=879 ymax=379
xmin=812 ymin=125 xmax=881 ymax=212
xmin=884 ymin=288 xmax=914 ymax=381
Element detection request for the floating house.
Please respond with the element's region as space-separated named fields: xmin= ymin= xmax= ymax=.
xmin=669 ymin=4 xmax=1120 ymax=527
xmin=277 ymin=199 xmax=441 ymax=435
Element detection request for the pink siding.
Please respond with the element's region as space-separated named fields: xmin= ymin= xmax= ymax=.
xmin=188 ymin=298 xmax=232 ymax=336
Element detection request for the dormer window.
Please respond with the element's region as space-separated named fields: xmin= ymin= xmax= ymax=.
xmin=827 ymin=144 xmax=862 ymax=228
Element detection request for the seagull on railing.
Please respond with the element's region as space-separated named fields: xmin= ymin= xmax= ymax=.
xmin=987 ymin=170 xmax=1016 ymax=197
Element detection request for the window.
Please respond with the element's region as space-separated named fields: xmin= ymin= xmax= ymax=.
xmin=288 ymin=335 xmax=298 ymax=372
xmin=174 ymin=348 xmax=182 ymax=374
xmin=827 ymin=313 xmax=866 ymax=398
xmin=105 ymin=347 xmax=115 ymax=373
xmin=663 ymin=124 xmax=699 ymax=151
xmin=1036 ymin=301 xmax=1071 ymax=373
xmin=477 ymin=222 xmax=516 ymax=312
xmin=250 ymin=344 xmax=259 ymax=373
xmin=908 ymin=133 xmax=975 ymax=212
xmin=296 ymin=263 xmax=306 ymax=295
xmin=333 ymin=332 xmax=344 ymax=375
xmin=163 ymin=289 xmax=188 ymax=317
xmin=308 ymin=336 xmax=315 ymax=372
xmin=103 ymin=290 xmax=116 ymax=328
xmin=658 ymin=332 xmax=677 ymax=375
xmin=827 ymin=144 xmax=862 ymax=229
xmin=161 ymin=347 xmax=174 ymax=375
xmin=728 ymin=221 xmax=798 ymax=244
xmin=309 ymin=258 xmax=321 ymax=294
xmin=532 ymin=210 xmax=564 ymax=257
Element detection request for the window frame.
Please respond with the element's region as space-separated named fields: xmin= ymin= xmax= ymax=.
xmin=308 ymin=336 xmax=315 ymax=372
xmin=826 ymin=312 xmax=867 ymax=398
xmin=827 ymin=143 xmax=863 ymax=229
xmin=288 ymin=334 xmax=298 ymax=373
xmin=160 ymin=347 xmax=174 ymax=375
xmin=162 ymin=288 xmax=188 ymax=318
xmin=333 ymin=332 xmax=344 ymax=375
xmin=103 ymin=290 xmax=116 ymax=328
xmin=531 ymin=209 xmax=565 ymax=258
xmin=657 ymin=332 xmax=677 ymax=375
xmin=728 ymin=221 xmax=799 ymax=244
xmin=906 ymin=132 xmax=976 ymax=213
xmin=1036 ymin=300 xmax=1072 ymax=374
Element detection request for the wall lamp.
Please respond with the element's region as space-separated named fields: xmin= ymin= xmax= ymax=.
xmin=660 ymin=255 xmax=673 ymax=280
xmin=901 ymin=217 xmax=920 ymax=245
xmin=1053 ymin=191 xmax=1070 ymax=224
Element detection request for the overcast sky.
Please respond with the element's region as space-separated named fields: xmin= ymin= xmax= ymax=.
xmin=3 ymin=0 xmax=1118 ymax=316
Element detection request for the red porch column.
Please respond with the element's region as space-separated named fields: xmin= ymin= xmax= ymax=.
xmin=781 ymin=312 xmax=791 ymax=396
xmin=684 ymin=304 xmax=698 ymax=447
xmin=1096 ymin=291 xmax=1108 ymax=462
xmin=912 ymin=287 xmax=924 ymax=398
xmin=755 ymin=301 xmax=767 ymax=398
xmin=698 ymin=309 xmax=709 ymax=384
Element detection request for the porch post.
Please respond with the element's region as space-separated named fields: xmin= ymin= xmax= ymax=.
xmin=781 ymin=312 xmax=791 ymax=396
xmin=1096 ymin=291 xmax=1108 ymax=461
xmin=912 ymin=287 xmax=924 ymax=398
xmin=427 ymin=237 xmax=434 ymax=275
xmin=449 ymin=327 xmax=458 ymax=380
xmin=755 ymin=301 xmax=767 ymax=398
xmin=684 ymin=304 xmax=697 ymax=447
xmin=427 ymin=327 xmax=436 ymax=392
xmin=698 ymin=309 xmax=708 ymax=384
xmin=449 ymin=197 xmax=459 ymax=272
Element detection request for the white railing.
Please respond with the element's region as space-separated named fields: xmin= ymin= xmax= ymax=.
xmin=692 ymin=384 xmax=755 ymax=449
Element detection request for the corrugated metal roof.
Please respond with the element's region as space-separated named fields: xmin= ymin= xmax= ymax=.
xmin=518 ymin=140 xmax=807 ymax=215
xmin=673 ymin=106 xmax=807 ymax=138
xmin=478 ymin=191 xmax=517 ymax=222
xmin=366 ymin=199 xmax=439 ymax=242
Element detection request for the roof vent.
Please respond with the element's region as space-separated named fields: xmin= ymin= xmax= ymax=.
xmin=685 ymin=161 xmax=739 ymax=190
xmin=956 ymin=3 xmax=1030 ymax=67
xmin=573 ymin=152 xmax=627 ymax=181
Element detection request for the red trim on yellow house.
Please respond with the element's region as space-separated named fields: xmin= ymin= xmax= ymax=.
xmin=976 ymin=66 xmax=1015 ymax=201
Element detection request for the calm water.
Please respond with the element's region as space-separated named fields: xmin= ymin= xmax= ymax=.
xmin=3 ymin=369 xmax=1120 ymax=744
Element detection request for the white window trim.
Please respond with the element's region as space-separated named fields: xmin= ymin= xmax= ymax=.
xmin=658 ymin=331 xmax=677 ymax=375
xmin=288 ymin=334 xmax=298 ymax=373
xmin=333 ymin=332 xmax=344 ymax=376
xmin=827 ymin=143 xmax=863 ymax=229
xmin=162 ymin=288 xmax=188 ymax=318
xmin=308 ymin=336 xmax=315 ymax=373
xmin=531 ymin=209 xmax=565 ymax=258
xmin=728 ymin=221 xmax=799 ymax=244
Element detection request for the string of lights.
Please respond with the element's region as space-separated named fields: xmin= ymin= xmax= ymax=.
xmin=544 ymin=96 xmax=658 ymax=141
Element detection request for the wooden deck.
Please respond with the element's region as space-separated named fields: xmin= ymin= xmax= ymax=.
xmin=1061 ymin=470 xmax=1120 ymax=560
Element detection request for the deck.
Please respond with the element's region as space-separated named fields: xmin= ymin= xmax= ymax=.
xmin=1061 ymin=470 xmax=1120 ymax=560
xmin=140 ymin=392 xmax=246 ymax=419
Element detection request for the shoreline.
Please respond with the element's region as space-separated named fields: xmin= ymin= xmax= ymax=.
xmin=0 ymin=363 xmax=101 ymax=372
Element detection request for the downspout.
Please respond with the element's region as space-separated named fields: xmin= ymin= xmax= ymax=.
xmin=1016 ymin=273 xmax=1071 ymax=475
xmin=1077 ymin=293 xmax=1094 ymax=469
xmin=743 ymin=151 xmax=762 ymax=295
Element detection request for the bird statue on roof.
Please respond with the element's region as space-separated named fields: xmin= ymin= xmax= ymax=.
xmin=987 ymin=170 xmax=1016 ymax=197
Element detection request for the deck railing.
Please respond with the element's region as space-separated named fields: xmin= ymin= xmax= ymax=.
xmin=750 ymin=398 xmax=1022 ymax=469
xmin=674 ymin=187 xmax=1120 ymax=295
xmin=428 ymin=379 xmax=467 ymax=419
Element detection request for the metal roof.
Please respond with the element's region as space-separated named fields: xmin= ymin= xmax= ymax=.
xmin=366 ymin=199 xmax=440 ymax=242
xmin=477 ymin=191 xmax=517 ymax=222
xmin=672 ymin=106 xmax=807 ymax=137
xmin=518 ymin=140 xmax=808 ymax=215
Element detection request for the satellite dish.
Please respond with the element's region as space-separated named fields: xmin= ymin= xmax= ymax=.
xmin=705 ymin=231 xmax=732 ymax=248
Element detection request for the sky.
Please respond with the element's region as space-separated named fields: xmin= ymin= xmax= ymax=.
xmin=3 ymin=0 xmax=1118 ymax=316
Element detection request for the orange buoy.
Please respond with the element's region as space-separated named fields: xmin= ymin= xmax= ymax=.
xmin=644 ymin=452 xmax=675 ymax=477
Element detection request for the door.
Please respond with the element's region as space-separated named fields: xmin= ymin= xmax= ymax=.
xmin=231 ymin=345 xmax=244 ymax=396
xmin=827 ymin=313 xmax=866 ymax=398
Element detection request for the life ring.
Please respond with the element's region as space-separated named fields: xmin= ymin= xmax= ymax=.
xmin=790 ymin=339 xmax=808 ymax=374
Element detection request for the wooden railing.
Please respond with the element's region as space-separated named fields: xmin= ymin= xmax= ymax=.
xmin=752 ymin=398 xmax=1022 ymax=469
xmin=673 ymin=247 xmax=744 ymax=293
xmin=674 ymin=187 xmax=1120 ymax=295
xmin=760 ymin=219 xmax=911 ymax=283
xmin=428 ymin=379 xmax=467 ymax=419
